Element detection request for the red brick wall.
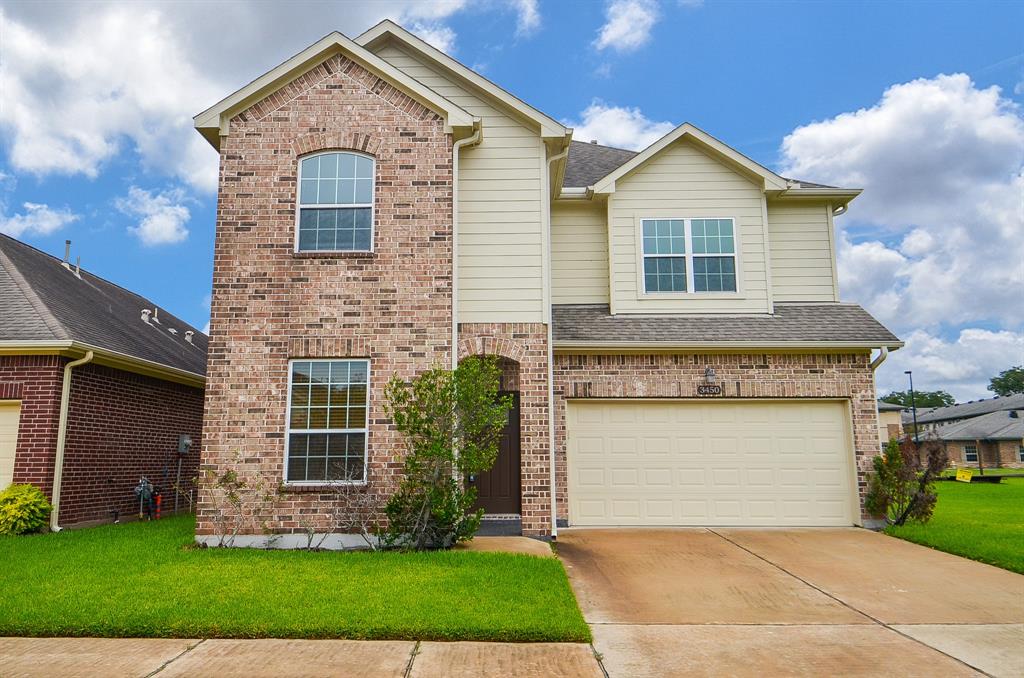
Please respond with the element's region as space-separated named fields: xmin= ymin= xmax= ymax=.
xmin=60 ymin=363 xmax=204 ymax=525
xmin=552 ymin=352 xmax=881 ymax=524
xmin=198 ymin=53 xmax=453 ymax=535
xmin=1 ymin=355 xmax=64 ymax=495
xmin=946 ymin=440 xmax=1024 ymax=469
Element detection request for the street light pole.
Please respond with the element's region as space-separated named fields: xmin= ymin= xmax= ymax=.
xmin=905 ymin=370 xmax=920 ymax=446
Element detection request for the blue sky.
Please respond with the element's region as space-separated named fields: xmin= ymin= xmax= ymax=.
xmin=1 ymin=0 xmax=1022 ymax=399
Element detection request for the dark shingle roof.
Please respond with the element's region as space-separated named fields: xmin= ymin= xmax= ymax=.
xmin=563 ymin=140 xmax=638 ymax=188
xmin=0 ymin=234 xmax=207 ymax=377
xmin=934 ymin=409 xmax=1024 ymax=441
xmin=904 ymin=393 xmax=1024 ymax=425
xmin=552 ymin=303 xmax=901 ymax=347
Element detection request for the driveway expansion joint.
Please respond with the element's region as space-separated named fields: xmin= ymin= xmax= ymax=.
xmin=145 ymin=638 xmax=206 ymax=677
xmin=403 ymin=640 xmax=421 ymax=678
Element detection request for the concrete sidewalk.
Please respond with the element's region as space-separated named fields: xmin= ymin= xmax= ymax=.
xmin=0 ymin=637 xmax=604 ymax=678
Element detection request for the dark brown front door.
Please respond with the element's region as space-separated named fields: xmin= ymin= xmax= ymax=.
xmin=470 ymin=392 xmax=521 ymax=515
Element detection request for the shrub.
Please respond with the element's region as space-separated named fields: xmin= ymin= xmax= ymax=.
xmin=380 ymin=356 xmax=513 ymax=550
xmin=0 ymin=484 xmax=53 ymax=536
xmin=865 ymin=437 xmax=947 ymax=526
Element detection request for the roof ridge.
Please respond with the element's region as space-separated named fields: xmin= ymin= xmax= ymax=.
xmin=570 ymin=139 xmax=637 ymax=154
xmin=0 ymin=241 xmax=69 ymax=340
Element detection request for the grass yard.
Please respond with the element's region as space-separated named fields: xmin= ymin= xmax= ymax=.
xmin=0 ymin=516 xmax=590 ymax=642
xmin=886 ymin=477 xmax=1024 ymax=574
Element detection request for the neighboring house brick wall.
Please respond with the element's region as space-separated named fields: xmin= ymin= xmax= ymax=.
xmin=1 ymin=355 xmax=64 ymax=495
xmin=945 ymin=440 xmax=1024 ymax=469
xmin=552 ymin=352 xmax=880 ymax=523
xmin=198 ymin=54 xmax=453 ymax=536
xmin=459 ymin=323 xmax=550 ymax=536
xmin=60 ymin=363 xmax=205 ymax=525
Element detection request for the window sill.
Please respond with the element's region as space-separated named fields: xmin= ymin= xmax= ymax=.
xmin=293 ymin=251 xmax=376 ymax=260
xmin=281 ymin=481 xmax=369 ymax=493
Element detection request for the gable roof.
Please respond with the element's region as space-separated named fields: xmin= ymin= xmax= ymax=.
xmin=356 ymin=20 xmax=569 ymax=140
xmin=904 ymin=393 xmax=1024 ymax=425
xmin=194 ymin=31 xmax=478 ymax=150
xmin=0 ymin=234 xmax=207 ymax=381
xmin=934 ymin=409 xmax=1024 ymax=442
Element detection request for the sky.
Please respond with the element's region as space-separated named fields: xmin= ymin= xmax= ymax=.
xmin=0 ymin=0 xmax=1021 ymax=401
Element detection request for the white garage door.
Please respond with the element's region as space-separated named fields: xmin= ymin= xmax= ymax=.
xmin=0 ymin=402 xmax=21 ymax=490
xmin=567 ymin=400 xmax=855 ymax=527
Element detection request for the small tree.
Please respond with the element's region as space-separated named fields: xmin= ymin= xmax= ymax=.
xmin=865 ymin=437 xmax=947 ymax=526
xmin=380 ymin=356 xmax=513 ymax=550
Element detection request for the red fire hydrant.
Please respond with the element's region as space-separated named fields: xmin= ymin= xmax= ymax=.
xmin=155 ymin=492 xmax=162 ymax=520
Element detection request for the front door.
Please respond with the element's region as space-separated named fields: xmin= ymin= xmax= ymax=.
xmin=471 ymin=392 xmax=521 ymax=515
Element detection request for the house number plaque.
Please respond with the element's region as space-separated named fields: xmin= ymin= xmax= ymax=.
xmin=696 ymin=384 xmax=723 ymax=396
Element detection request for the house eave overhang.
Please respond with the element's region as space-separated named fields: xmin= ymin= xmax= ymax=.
xmin=0 ymin=341 xmax=206 ymax=388
xmin=769 ymin=187 xmax=863 ymax=207
xmin=553 ymin=339 xmax=905 ymax=354
xmin=193 ymin=31 xmax=477 ymax=151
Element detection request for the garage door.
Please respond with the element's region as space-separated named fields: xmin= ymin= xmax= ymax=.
xmin=566 ymin=400 xmax=855 ymax=527
xmin=0 ymin=402 xmax=21 ymax=490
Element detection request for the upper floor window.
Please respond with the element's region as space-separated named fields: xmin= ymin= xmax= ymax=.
xmin=297 ymin=152 xmax=374 ymax=252
xmin=641 ymin=218 xmax=737 ymax=294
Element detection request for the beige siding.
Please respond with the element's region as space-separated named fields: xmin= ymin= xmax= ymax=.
xmin=609 ymin=139 xmax=770 ymax=314
xmin=767 ymin=201 xmax=839 ymax=302
xmin=552 ymin=202 xmax=609 ymax=304
xmin=374 ymin=43 xmax=546 ymax=323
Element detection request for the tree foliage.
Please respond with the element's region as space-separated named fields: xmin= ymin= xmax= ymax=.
xmin=880 ymin=389 xmax=955 ymax=409
xmin=380 ymin=356 xmax=513 ymax=550
xmin=865 ymin=437 xmax=947 ymax=526
xmin=988 ymin=365 xmax=1024 ymax=397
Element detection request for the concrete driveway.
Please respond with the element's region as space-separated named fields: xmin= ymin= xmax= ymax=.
xmin=557 ymin=528 xmax=1024 ymax=677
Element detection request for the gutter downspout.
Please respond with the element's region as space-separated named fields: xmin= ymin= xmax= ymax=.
xmin=50 ymin=350 xmax=94 ymax=532
xmin=545 ymin=142 xmax=570 ymax=539
xmin=451 ymin=123 xmax=482 ymax=370
xmin=869 ymin=346 xmax=888 ymax=370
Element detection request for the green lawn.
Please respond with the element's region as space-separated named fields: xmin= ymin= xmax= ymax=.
xmin=0 ymin=516 xmax=590 ymax=642
xmin=940 ymin=467 xmax=1024 ymax=477
xmin=886 ymin=477 xmax=1024 ymax=574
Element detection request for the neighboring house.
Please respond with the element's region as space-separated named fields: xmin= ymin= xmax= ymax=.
xmin=0 ymin=235 xmax=206 ymax=528
xmin=902 ymin=393 xmax=1024 ymax=434
xmin=934 ymin=410 xmax=1024 ymax=469
xmin=192 ymin=21 xmax=901 ymax=543
xmin=876 ymin=400 xmax=905 ymax=448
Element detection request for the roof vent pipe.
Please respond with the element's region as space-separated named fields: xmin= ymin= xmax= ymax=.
xmin=74 ymin=256 xmax=81 ymax=279
xmin=152 ymin=307 xmax=160 ymax=323
xmin=141 ymin=309 xmax=152 ymax=323
xmin=61 ymin=240 xmax=72 ymax=272
xmin=184 ymin=331 xmax=194 ymax=344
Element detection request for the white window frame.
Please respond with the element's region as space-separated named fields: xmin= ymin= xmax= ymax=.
xmin=964 ymin=443 xmax=978 ymax=463
xmin=1018 ymin=444 xmax=1023 ymax=463
xmin=283 ymin=358 xmax=370 ymax=486
xmin=636 ymin=217 xmax=742 ymax=297
xmin=294 ymin=150 xmax=375 ymax=253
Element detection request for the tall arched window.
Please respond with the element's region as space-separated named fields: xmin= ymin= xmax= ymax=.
xmin=296 ymin=151 xmax=374 ymax=252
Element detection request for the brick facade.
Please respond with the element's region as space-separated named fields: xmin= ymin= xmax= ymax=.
xmin=197 ymin=54 xmax=453 ymax=536
xmin=459 ymin=324 xmax=551 ymax=536
xmin=1 ymin=356 xmax=204 ymax=526
xmin=552 ymin=352 xmax=881 ymax=524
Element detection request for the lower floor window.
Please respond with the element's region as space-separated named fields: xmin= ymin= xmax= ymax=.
xmin=964 ymin=444 xmax=978 ymax=463
xmin=1019 ymin=445 xmax=1024 ymax=463
xmin=286 ymin=359 xmax=369 ymax=482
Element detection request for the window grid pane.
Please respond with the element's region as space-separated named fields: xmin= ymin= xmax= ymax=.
xmin=297 ymin=207 xmax=372 ymax=252
xmin=287 ymin=360 xmax=368 ymax=482
xmin=693 ymin=256 xmax=737 ymax=292
xmin=642 ymin=219 xmax=685 ymax=255
xmin=643 ymin=256 xmax=687 ymax=292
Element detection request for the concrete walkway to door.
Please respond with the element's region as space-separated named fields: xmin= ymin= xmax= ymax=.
xmin=557 ymin=528 xmax=1024 ymax=677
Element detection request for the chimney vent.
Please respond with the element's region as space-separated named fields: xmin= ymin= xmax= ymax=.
xmin=141 ymin=309 xmax=152 ymax=324
xmin=152 ymin=307 xmax=160 ymax=324
xmin=590 ymin=140 xmax=598 ymax=144
xmin=168 ymin=328 xmax=178 ymax=335
xmin=61 ymin=240 xmax=73 ymax=272
xmin=74 ymin=256 xmax=81 ymax=279
xmin=1011 ymin=410 xmax=1019 ymax=419
xmin=184 ymin=331 xmax=194 ymax=344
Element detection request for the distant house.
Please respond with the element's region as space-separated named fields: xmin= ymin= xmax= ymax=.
xmin=0 ymin=235 xmax=207 ymax=528
xmin=876 ymin=400 xmax=905 ymax=448
xmin=903 ymin=393 xmax=1024 ymax=434
xmin=934 ymin=409 xmax=1024 ymax=469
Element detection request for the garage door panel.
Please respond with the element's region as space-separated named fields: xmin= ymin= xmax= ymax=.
xmin=567 ymin=400 xmax=854 ymax=527
xmin=0 ymin=402 xmax=21 ymax=490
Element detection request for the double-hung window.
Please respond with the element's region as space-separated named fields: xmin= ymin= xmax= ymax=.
xmin=286 ymin=359 xmax=369 ymax=483
xmin=297 ymin=151 xmax=374 ymax=252
xmin=1018 ymin=444 xmax=1024 ymax=463
xmin=641 ymin=218 xmax=737 ymax=294
xmin=964 ymin=444 xmax=978 ymax=463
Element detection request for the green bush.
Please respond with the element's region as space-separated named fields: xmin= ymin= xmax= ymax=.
xmin=0 ymin=484 xmax=53 ymax=536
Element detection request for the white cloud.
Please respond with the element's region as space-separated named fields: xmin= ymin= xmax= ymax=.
xmin=116 ymin=186 xmax=191 ymax=246
xmin=876 ymin=328 xmax=1024 ymax=401
xmin=0 ymin=202 xmax=79 ymax=238
xmin=781 ymin=73 xmax=1024 ymax=399
xmin=593 ymin=0 xmax=659 ymax=53
xmin=511 ymin=0 xmax=541 ymax=36
xmin=566 ymin=101 xmax=674 ymax=150
xmin=407 ymin=22 xmax=458 ymax=53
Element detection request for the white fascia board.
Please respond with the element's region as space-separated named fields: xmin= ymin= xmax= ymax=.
xmin=194 ymin=31 xmax=476 ymax=150
xmin=356 ymin=20 xmax=568 ymax=140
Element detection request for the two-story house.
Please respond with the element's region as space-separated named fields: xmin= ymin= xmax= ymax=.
xmin=193 ymin=21 xmax=901 ymax=544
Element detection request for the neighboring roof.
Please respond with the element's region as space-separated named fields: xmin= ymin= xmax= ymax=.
xmin=0 ymin=234 xmax=207 ymax=378
xmin=551 ymin=303 xmax=902 ymax=349
xmin=564 ymin=141 xmax=638 ymax=188
xmin=904 ymin=393 xmax=1024 ymax=425
xmin=355 ymin=20 xmax=569 ymax=139
xmin=877 ymin=400 xmax=906 ymax=412
xmin=934 ymin=409 xmax=1024 ymax=442
xmin=194 ymin=31 xmax=477 ymax=150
